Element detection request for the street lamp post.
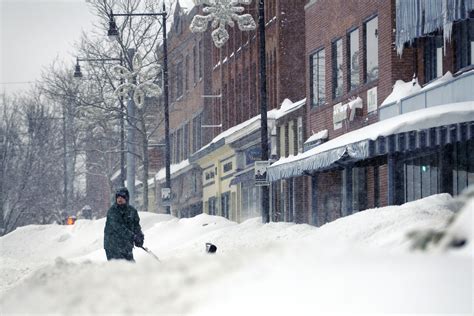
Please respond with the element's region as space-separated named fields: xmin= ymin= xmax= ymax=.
xmin=107 ymin=3 xmax=171 ymax=214
xmin=257 ymin=0 xmax=269 ymax=223
xmin=74 ymin=56 xmax=126 ymax=187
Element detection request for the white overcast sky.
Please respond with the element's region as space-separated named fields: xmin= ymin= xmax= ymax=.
xmin=0 ymin=0 xmax=97 ymax=94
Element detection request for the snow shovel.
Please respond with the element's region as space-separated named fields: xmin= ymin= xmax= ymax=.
xmin=139 ymin=246 xmax=161 ymax=262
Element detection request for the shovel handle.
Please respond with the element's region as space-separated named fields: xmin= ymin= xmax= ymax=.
xmin=139 ymin=246 xmax=161 ymax=262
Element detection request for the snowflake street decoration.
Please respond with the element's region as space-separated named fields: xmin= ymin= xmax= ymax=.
xmin=111 ymin=53 xmax=162 ymax=108
xmin=190 ymin=0 xmax=256 ymax=48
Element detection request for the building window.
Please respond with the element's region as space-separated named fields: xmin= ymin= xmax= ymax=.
xmin=176 ymin=61 xmax=183 ymax=98
xmin=310 ymin=48 xmax=325 ymax=107
xmin=221 ymin=192 xmax=230 ymax=218
xmin=453 ymin=139 xmax=474 ymax=195
xmin=185 ymin=55 xmax=189 ymax=91
xmin=199 ymin=40 xmax=203 ymax=79
xmin=193 ymin=45 xmax=198 ymax=84
xmin=169 ymin=132 xmax=174 ymax=163
xmin=364 ymin=16 xmax=379 ymax=82
xmin=347 ymin=28 xmax=360 ymax=90
xmin=352 ymin=167 xmax=368 ymax=212
xmin=184 ymin=123 xmax=189 ymax=159
xmin=297 ymin=116 xmax=304 ymax=153
xmin=176 ymin=128 xmax=182 ymax=162
xmin=279 ymin=124 xmax=286 ymax=158
xmin=454 ymin=18 xmax=473 ymax=71
xmin=192 ymin=114 xmax=202 ymax=153
xmin=223 ymin=161 xmax=233 ymax=173
xmin=208 ymin=197 xmax=217 ymax=215
xmin=332 ymin=38 xmax=343 ymax=98
xmin=404 ymin=153 xmax=440 ymax=202
xmin=204 ymin=168 xmax=215 ymax=182
xmin=424 ymin=34 xmax=443 ymax=83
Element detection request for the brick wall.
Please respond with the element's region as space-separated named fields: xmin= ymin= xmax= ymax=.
xmin=211 ymin=0 xmax=306 ymax=133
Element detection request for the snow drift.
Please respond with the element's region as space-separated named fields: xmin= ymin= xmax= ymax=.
xmin=0 ymin=193 xmax=472 ymax=315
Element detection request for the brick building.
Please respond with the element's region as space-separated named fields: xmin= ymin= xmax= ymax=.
xmin=207 ymin=0 xmax=307 ymax=131
xmin=151 ymin=1 xmax=214 ymax=217
xmin=191 ymin=0 xmax=307 ymax=221
xmin=267 ymin=0 xmax=474 ymax=226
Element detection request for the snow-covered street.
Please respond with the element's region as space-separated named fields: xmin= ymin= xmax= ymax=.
xmin=1 ymin=193 xmax=472 ymax=315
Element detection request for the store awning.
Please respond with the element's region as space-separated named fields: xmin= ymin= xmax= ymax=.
xmin=267 ymin=102 xmax=474 ymax=182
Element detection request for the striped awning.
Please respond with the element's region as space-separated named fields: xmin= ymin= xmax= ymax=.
xmin=267 ymin=121 xmax=474 ymax=182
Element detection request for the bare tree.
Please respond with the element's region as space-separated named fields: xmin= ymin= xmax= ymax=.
xmin=75 ymin=0 xmax=167 ymax=212
xmin=0 ymin=91 xmax=65 ymax=235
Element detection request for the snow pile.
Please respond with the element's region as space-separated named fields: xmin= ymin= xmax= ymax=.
xmin=381 ymin=77 xmax=421 ymax=107
xmin=0 ymin=193 xmax=472 ymax=315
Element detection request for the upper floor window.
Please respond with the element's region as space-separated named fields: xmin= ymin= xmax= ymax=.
xmin=347 ymin=28 xmax=360 ymax=90
xmin=193 ymin=45 xmax=198 ymax=84
xmin=199 ymin=40 xmax=203 ymax=79
xmin=364 ymin=16 xmax=379 ymax=82
xmin=310 ymin=48 xmax=325 ymax=107
xmin=297 ymin=117 xmax=304 ymax=153
xmin=424 ymin=34 xmax=443 ymax=83
xmin=176 ymin=60 xmax=183 ymax=98
xmin=454 ymin=18 xmax=473 ymax=71
xmin=223 ymin=161 xmax=233 ymax=173
xmin=185 ymin=55 xmax=190 ymax=91
xmin=332 ymin=38 xmax=343 ymax=98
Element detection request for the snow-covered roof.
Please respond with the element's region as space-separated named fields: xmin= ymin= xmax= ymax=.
xmin=270 ymin=98 xmax=306 ymax=120
xmin=193 ymin=98 xmax=306 ymax=160
xmin=268 ymin=102 xmax=474 ymax=181
xmin=155 ymin=159 xmax=191 ymax=182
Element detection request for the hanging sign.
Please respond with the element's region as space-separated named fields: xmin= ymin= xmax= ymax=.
xmin=255 ymin=161 xmax=270 ymax=186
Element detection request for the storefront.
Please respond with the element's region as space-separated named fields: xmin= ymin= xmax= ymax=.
xmin=268 ymin=102 xmax=474 ymax=226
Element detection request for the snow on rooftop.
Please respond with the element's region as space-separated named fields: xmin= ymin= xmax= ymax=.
xmin=194 ymin=99 xmax=305 ymax=158
xmin=271 ymin=98 xmax=306 ymax=120
xmin=272 ymin=101 xmax=474 ymax=168
xmin=381 ymin=77 xmax=421 ymax=107
xmin=421 ymin=71 xmax=454 ymax=91
xmin=155 ymin=159 xmax=191 ymax=181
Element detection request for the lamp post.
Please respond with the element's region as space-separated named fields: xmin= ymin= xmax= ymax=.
xmin=107 ymin=3 xmax=171 ymax=214
xmin=191 ymin=0 xmax=269 ymax=223
xmin=73 ymin=56 xmax=126 ymax=187
xmin=257 ymin=0 xmax=269 ymax=223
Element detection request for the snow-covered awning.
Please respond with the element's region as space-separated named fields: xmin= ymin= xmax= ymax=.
xmin=305 ymin=130 xmax=329 ymax=144
xmin=395 ymin=0 xmax=473 ymax=55
xmin=267 ymin=102 xmax=474 ymax=182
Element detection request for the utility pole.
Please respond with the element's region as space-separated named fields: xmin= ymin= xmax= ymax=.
xmin=163 ymin=1 xmax=171 ymax=215
xmin=126 ymin=48 xmax=136 ymax=204
xmin=258 ymin=0 xmax=269 ymax=223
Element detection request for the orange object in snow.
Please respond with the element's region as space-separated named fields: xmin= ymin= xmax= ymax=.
xmin=66 ymin=216 xmax=76 ymax=225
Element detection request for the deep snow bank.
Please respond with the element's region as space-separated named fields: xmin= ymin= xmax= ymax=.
xmin=0 ymin=193 xmax=472 ymax=315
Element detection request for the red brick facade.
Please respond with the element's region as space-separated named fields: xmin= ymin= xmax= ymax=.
xmin=304 ymin=0 xmax=415 ymax=225
xmin=209 ymin=0 xmax=307 ymax=133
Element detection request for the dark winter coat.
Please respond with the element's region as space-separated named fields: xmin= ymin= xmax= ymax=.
xmin=104 ymin=203 xmax=142 ymax=261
